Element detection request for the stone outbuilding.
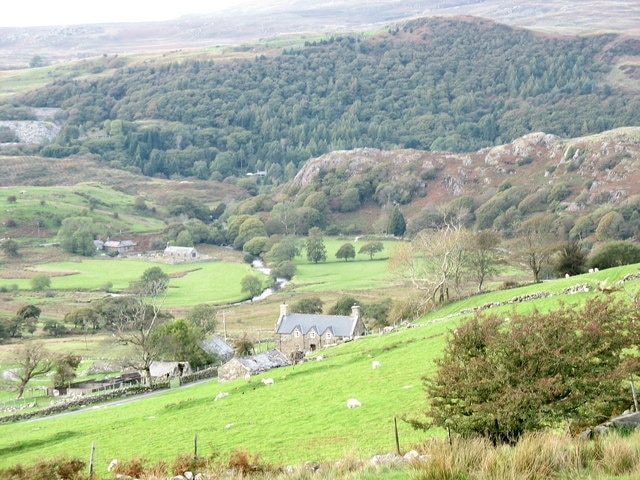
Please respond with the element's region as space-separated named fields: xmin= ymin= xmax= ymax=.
xmin=163 ymin=246 xmax=199 ymax=262
xmin=274 ymin=303 xmax=366 ymax=357
xmin=217 ymin=349 xmax=290 ymax=382
xmin=149 ymin=361 xmax=192 ymax=379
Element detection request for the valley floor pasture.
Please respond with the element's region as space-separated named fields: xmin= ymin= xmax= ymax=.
xmin=0 ymin=256 xmax=263 ymax=310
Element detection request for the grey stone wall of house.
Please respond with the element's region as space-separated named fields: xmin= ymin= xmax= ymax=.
xmin=217 ymin=359 xmax=250 ymax=382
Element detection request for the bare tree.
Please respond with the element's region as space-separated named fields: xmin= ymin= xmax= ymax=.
xmin=466 ymin=230 xmax=502 ymax=292
xmin=112 ymin=272 xmax=170 ymax=385
xmin=11 ymin=342 xmax=54 ymax=398
xmin=514 ymin=213 xmax=558 ymax=283
xmin=390 ymin=224 xmax=469 ymax=307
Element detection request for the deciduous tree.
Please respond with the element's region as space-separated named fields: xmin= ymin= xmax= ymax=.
xmin=0 ymin=239 xmax=19 ymax=257
xmin=514 ymin=213 xmax=557 ymax=283
xmin=265 ymin=236 xmax=299 ymax=264
xmin=11 ymin=342 xmax=54 ymax=398
xmin=112 ymin=271 xmax=172 ymax=384
xmin=389 ymin=225 xmax=468 ymax=307
xmin=138 ymin=267 xmax=169 ymax=296
xmin=52 ymin=353 xmax=82 ymax=389
xmin=328 ymin=295 xmax=359 ymax=315
xmin=419 ymin=296 xmax=640 ymax=444
xmin=466 ymin=230 xmax=502 ymax=292
xmin=554 ymin=240 xmax=587 ymax=276
xmin=152 ymin=319 xmax=216 ymax=368
xmin=234 ymin=332 xmax=254 ymax=356
xmin=57 ymin=216 xmax=98 ymax=256
xmin=185 ymin=304 xmax=217 ymax=334
xmin=588 ymin=240 xmax=640 ymax=270
xmin=335 ymin=243 xmax=356 ymax=261
xmin=30 ymin=274 xmax=51 ymax=292
xmin=241 ymin=274 xmax=264 ymax=301
xmin=358 ymin=241 xmax=384 ymax=260
xmin=305 ymin=227 xmax=327 ymax=264
xmin=291 ymin=297 xmax=324 ymax=314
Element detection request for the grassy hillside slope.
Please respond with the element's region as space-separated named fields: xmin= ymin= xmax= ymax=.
xmin=1 ymin=264 xmax=638 ymax=474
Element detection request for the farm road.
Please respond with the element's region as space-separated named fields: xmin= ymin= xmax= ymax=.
xmin=25 ymin=377 xmax=214 ymax=423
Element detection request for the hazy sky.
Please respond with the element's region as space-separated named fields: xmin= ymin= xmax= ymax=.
xmin=2 ymin=0 xmax=261 ymax=27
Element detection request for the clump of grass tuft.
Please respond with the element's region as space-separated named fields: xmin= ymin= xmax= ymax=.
xmin=0 ymin=457 xmax=86 ymax=480
xmin=112 ymin=457 xmax=146 ymax=478
xmin=411 ymin=436 xmax=492 ymax=479
xmin=508 ymin=432 xmax=571 ymax=480
xmin=228 ymin=448 xmax=269 ymax=475
xmin=410 ymin=430 xmax=640 ymax=480
xmin=595 ymin=433 xmax=640 ymax=476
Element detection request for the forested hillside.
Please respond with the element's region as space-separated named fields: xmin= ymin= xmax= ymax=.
xmin=2 ymin=16 xmax=640 ymax=183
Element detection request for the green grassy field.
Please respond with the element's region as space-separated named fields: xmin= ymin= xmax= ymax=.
xmin=292 ymin=238 xmax=401 ymax=291
xmin=36 ymin=258 xmax=260 ymax=306
xmin=0 ymin=319 xmax=447 ymax=473
xmin=1 ymin=264 xmax=639 ymax=475
xmin=0 ymin=183 xmax=165 ymax=241
xmin=0 ymin=258 xmax=262 ymax=307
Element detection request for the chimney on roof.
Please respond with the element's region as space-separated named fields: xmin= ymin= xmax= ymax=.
xmin=351 ymin=305 xmax=360 ymax=320
xmin=280 ymin=304 xmax=289 ymax=317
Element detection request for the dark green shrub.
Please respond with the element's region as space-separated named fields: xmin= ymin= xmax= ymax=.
xmin=588 ymin=241 xmax=640 ymax=269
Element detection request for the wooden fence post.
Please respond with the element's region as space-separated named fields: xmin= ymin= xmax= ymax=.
xmin=88 ymin=441 xmax=95 ymax=479
xmin=394 ymin=417 xmax=401 ymax=455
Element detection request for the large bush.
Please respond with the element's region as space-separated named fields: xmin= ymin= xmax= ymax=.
xmin=419 ymin=296 xmax=640 ymax=445
xmin=588 ymin=240 xmax=640 ymax=269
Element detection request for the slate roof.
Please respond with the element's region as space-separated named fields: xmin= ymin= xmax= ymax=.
xmin=236 ymin=349 xmax=290 ymax=372
xmin=275 ymin=313 xmax=356 ymax=337
xmin=104 ymin=240 xmax=136 ymax=248
xmin=201 ymin=335 xmax=235 ymax=361
xmin=149 ymin=361 xmax=191 ymax=377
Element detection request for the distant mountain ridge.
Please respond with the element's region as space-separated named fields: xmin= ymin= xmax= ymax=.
xmin=1 ymin=0 xmax=639 ymax=68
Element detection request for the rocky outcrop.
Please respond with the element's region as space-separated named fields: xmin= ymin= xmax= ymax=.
xmin=0 ymin=120 xmax=60 ymax=144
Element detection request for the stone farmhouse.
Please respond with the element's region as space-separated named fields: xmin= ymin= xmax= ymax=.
xmin=274 ymin=303 xmax=366 ymax=357
xmin=217 ymin=349 xmax=290 ymax=382
xmin=163 ymin=245 xmax=199 ymax=262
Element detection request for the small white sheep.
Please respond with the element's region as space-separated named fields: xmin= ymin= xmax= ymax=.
xmin=594 ymin=267 xmax=599 ymax=272
xmin=589 ymin=268 xmax=594 ymax=273
xmin=107 ymin=459 xmax=118 ymax=472
xmin=261 ymin=377 xmax=274 ymax=385
xmin=347 ymin=398 xmax=362 ymax=408
xmin=565 ymin=273 xmax=570 ymax=278
xmin=371 ymin=360 xmax=381 ymax=369
xmin=214 ymin=391 xmax=229 ymax=401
